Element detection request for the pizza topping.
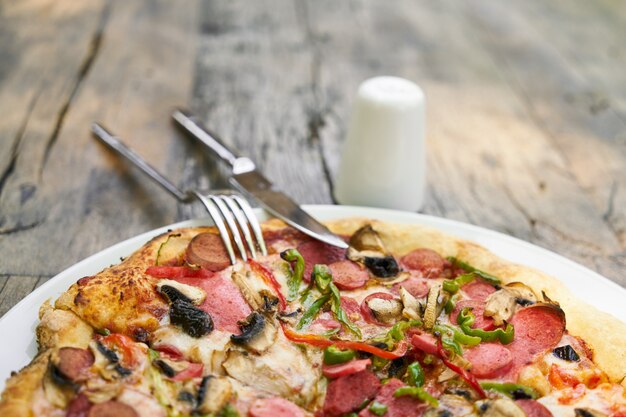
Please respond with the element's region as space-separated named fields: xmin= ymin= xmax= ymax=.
xmin=297 ymin=239 xmax=347 ymax=281
xmin=280 ymin=248 xmax=305 ymax=301
xmin=362 ymin=379 xmax=430 ymax=417
xmin=515 ymin=399 xmax=554 ymax=417
xmin=169 ymin=299 xmax=214 ymax=338
xmin=480 ymin=382 xmax=539 ymax=400
xmin=423 ymin=283 xmax=442 ymax=330
xmin=323 ymin=370 xmax=381 ymax=417
xmin=401 ymin=248 xmax=446 ymax=278
xmin=157 ymin=280 xmax=206 ymax=305
xmin=553 ymin=345 xmax=581 ymax=362
xmin=145 ymin=265 xmax=215 ymax=279
xmin=230 ymin=311 xmax=277 ymax=354
xmin=475 ymin=397 xmax=526 ymax=417
xmin=457 ymin=308 xmax=515 ymax=344
xmin=55 ymin=347 xmax=95 ymax=383
xmin=66 ymin=393 xmax=93 ymax=417
xmin=399 ymin=287 xmax=421 ymax=320
xmin=249 ymin=397 xmax=306 ymax=417
xmin=87 ymin=400 xmax=139 ymax=417
xmin=394 ymin=276 xmax=430 ymax=298
xmin=483 ymin=282 xmax=537 ymax=325
xmin=323 ymin=358 xmax=372 ymax=378
xmin=393 ymin=386 xmax=439 ymax=407
xmin=248 ymin=259 xmax=287 ymax=311
xmin=329 ymin=260 xmax=370 ymax=290
xmin=361 ymin=292 xmax=399 ymax=327
xmin=436 ymin=339 xmax=487 ymax=399
xmin=347 ymin=225 xmax=400 ymax=278
xmin=446 ymin=257 xmax=501 ymax=285
xmin=324 ymin=345 xmax=357 ymax=365
xmin=464 ymin=343 xmax=513 ymax=378
xmin=450 ymin=300 xmax=496 ymax=331
xmin=156 ymin=233 xmax=190 ymax=266
xmin=44 ymin=364 xmax=75 ymax=408
xmin=185 ymin=232 xmax=232 ymax=272
xmin=462 ymin=279 xmax=497 ymax=302
xmin=196 ymin=376 xmax=233 ymax=415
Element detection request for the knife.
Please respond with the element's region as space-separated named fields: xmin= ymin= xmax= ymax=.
xmin=172 ymin=108 xmax=349 ymax=249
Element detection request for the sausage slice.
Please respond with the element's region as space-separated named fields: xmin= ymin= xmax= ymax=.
xmin=186 ymin=233 xmax=231 ymax=272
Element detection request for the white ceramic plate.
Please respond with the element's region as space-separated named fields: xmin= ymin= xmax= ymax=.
xmin=1 ymin=205 xmax=625 ymax=391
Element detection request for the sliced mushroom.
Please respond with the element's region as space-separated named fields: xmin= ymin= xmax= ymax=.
xmin=157 ymin=280 xmax=206 ymax=305
xmin=399 ymin=287 xmax=421 ymax=321
xmin=196 ymin=376 xmax=233 ymax=415
xmin=153 ymin=357 xmax=189 ymax=377
xmin=574 ymin=408 xmax=608 ymax=417
xmin=437 ymin=394 xmax=476 ymax=417
xmin=423 ymin=284 xmax=442 ymax=330
xmin=484 ymin=282 xmax=538 ymax=326
xmin=231 ymin=270 xmax=270 ymax=310
xmin=367 ymin=297 xmax=404 ymax=325
xmin=347 ymin=225 xmax=400 ymax=278
xmin=230 ymin=311 xmax=277 ymax=354
xmin=476 ymin=398 xmax=526 ymax=417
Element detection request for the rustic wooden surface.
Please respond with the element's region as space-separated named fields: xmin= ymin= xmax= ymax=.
xmin=0 ymin=0 xmax=624 ymax=317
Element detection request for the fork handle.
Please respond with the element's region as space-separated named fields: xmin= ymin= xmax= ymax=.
xmin=172 ymin=108 xmax=256 ymax=174
xmin=91 ymin=123 xmax=190 ymax=202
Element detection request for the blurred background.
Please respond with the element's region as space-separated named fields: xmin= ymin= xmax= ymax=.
xmin=0 ymin=0 xmax=624 ymax=315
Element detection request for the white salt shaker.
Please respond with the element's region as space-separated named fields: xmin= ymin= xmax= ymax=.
xmin=334 ymin=76 xmax=426 ymax=211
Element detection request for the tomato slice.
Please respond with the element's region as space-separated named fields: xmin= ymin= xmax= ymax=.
xmin=171 ymin=362 xmax=203 ymax=381
xmin=155 ymin=344 xmax=184 ymax=361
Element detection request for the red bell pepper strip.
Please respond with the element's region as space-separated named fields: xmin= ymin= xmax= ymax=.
xmin=281 ymin=323 xmax=407 ymax=360
xmin=154 ymin=344 xmax=184 ymax=361
xmin=436 ymin=339 xmax=486 ymax=399
xmin=249 ymin=259 xmax=287 ymax=310
xmin=101 ymin=333 xmax=137 ymax=367
xmin=145 ymin=266 xmax=215 ymax=279
xmin=171 ymin=362 xmax=204 ymax=381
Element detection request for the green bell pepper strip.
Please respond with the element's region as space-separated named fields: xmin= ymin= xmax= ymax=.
xmin=368 ymin=401 xmax=388 ymax=416
xmin=406 ymin=362 xmax=425 ymax=387
xmin=447 ymin=257 xmax=501 ymax=285
xmin=217 ymin=403 xmax=240 ymax=417
xmin=442 ymin=273 xmax=477 ymax=294
xmin=308 ymin=265 xmax=362 ymax=339
xmin=433 ymin=325 xmax=463 ymax=355
xmin=323 ymin=345 xmax=357 ymax=365
xmin=280 ymin=249 xmax=305 ymax=301
xmin=434 ymin=324 xmax=481 ymax=348
xmin=480 ymin=382 xmax=539 ymax=399
xmin=457 ymin=308 xmax=515 ymax=344
xmin=444 ymin=294 xmax=459 ymax=314
xmin=297 ymin=294 xmax=330 ymax=330
xmin=393 ymin=387 xmax=439 ymax=407
xmin=388 ymin=320 xmax=422 ymax=342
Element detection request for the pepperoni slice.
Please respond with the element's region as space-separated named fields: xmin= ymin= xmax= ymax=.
xmin=323 ymin=370 xmax=381 ymax=417
xmin=87 ymin=401 xmax=138 ymax=417
xmin=67 ymin=393 xmax=92 ymax=417
xmin=450 ymin=300 xmax=496 ymax=331
xmin=410 ymin=332 xmax=438 ymax=355
xmin=322 ymin=358 xmax=372 ymax=379
xmin=504 ymin=304 xmax=566 ymax=380
xmin=297 ymin=240 xmax=347 ymax=281
xmin=185 ymin=233 xmax=231 ymax=272
xmin=172 ymin=275 xmax=252 ymax=333
xmin=360 ymin=292 xmax=396 ymax=327
xmin=358 ymin=378 xmax=428 ymax=417
xmin=392 ymin=276 xmax=429 ymax=298
xmin=462 ymin=279 xmax=496 ymax=302
xmin=400 ymin=248 xmax=445 ymax=278
xmin=56 ymin=347 xmax=94 ymax=383
xmin=341 ymin=296 xmax=362 ymax=322
xmin=515 ymin=399 xmax=554 ymax=417
xmin=464 ymin=343 xmax=513 ymax=378
xmin=249 ymin=397 xmax=305 ymax=417
xmin=329 ymin=260 xmax=370 ymax=290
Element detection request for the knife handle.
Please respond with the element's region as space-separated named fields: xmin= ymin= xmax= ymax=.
xmin=172 ymin=108 xmax=255 ymax=174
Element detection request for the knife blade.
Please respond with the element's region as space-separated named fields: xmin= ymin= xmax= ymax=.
xmin=172 ymin=108 xmax=349 ymax=249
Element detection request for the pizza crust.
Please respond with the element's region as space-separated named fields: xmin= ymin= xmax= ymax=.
xmin=325 ymin=217 xmax=626 ymax=387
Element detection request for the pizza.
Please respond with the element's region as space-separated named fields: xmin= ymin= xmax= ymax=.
xmin=1 ymin=217 xmax=626 ymax=417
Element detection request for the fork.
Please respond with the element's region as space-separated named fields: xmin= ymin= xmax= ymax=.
xmin=91 ymin=123 xmax=267 ymax=265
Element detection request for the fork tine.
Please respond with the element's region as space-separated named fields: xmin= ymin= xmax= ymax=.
xmin=221 ymin=196 xmax=258 ymax=259
xmin=232 ymin=195 xmax=267 ymax=256
xmin=210 ymin=196 xmax=248 ymax=262
xmin=191 ymin=191 xmax=237 ymax=265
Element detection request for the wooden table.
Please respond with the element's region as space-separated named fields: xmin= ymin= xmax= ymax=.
xmin=1 ymin=0 xmax=624 ymax=317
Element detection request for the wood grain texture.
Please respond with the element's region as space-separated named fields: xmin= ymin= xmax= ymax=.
xmin=0 ymin=0 xmax=624 ymax=316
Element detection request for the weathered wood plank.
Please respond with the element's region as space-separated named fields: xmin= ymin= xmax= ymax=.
xmin=0 ymin=275 xmax=43 ymax=317
xmin=0 ymin=0 xmax=199 ymax=276
xmin=302 ymin=0 xmax=625 ymax=284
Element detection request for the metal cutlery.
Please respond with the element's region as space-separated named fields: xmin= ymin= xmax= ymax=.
xmin=172 ymin=108 xmax=348 ymax=250
xmin=91 ymin=123 xmax=267 ymax=265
